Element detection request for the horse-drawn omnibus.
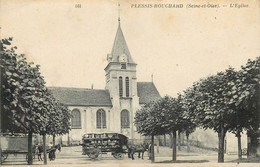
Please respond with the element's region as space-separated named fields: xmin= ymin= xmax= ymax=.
xmin=0 ymin=133 xmax=35 ymax=162
xmin=1 ymin=133 xmax=61 ymax=163
xmin=81 ymin=133 xmax=128 ymax=160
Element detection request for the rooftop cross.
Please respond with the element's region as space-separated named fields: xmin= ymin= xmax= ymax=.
xmin=118 ymin=3 xmax=121 ymax=22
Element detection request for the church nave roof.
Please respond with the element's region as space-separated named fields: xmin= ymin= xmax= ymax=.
xmin=48 ymin=82 xmax=161 ymax=107
xmin=48 ymin=87 xmax=112 ymax=106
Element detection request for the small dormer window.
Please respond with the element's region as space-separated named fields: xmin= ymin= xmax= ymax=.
xmin=121 ymin=63 xmax=126 ymax=69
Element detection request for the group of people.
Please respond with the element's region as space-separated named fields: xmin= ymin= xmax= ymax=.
xmin=33 ymin=142 xmax=61 ymax=161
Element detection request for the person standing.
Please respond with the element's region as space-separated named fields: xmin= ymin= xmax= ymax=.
xmin=148 ymin=142 xmax=152 ymax=160
xmin=35 ymin=143 xmax=43 ymax=161
xmin=48 ymin=142 xmax=53 ymax=149
xmin=48 ymin=142 xmax=55 ymax=161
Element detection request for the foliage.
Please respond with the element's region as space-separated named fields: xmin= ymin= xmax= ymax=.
xmin=182 ymin=88 xmax=198 ymax=136
xmin=45 ymin=90 xmax=71 ymax=136
xmin=134 ymin=95 xmax=189 ymax=136
xmin=183 ymin=68 xmax=238 ymax=133
xmin=134 ymin=95 xmax=186 ymax=162
xmin=1 ymin=38 xmax=48 ymax=133
xmin=1 ymin=37 xmax=71 ymax=135
xmin=1 ymin=37 xmax=21 ymax=132
xmin=181 ymin=57 xmax=259 ymax=162
xmin=134 ymin=102 xmax=168 ymax=136
xmin=160 ymin=95 xmax=185 ymax=133
xmin=228 ymin=57 xmax=260 ymax=132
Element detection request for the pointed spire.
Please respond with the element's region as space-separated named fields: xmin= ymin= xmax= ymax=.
xmin=110 ymin=5 xmax=135 ymax=64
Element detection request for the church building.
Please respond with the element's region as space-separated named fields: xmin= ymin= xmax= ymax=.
xmin=49 ymin=17 xmax=161 ymax=144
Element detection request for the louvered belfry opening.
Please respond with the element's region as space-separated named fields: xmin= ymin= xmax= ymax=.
xmin=119 ymin=76 xmax=123 ymax=97
xmin=126 ymin=77 xmax=129 ymax=97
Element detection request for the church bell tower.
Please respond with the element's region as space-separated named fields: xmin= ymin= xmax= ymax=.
xmin=104 ymin=13 xmax=139 ymax=139
xmin=104 ymin=17 xmax=137 ymax=100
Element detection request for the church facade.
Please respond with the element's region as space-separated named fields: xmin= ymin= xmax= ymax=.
xmin=47 ymin=18 xmax=247 ymax=154
xmin=49 ymin=19 xmax=161 ymax=144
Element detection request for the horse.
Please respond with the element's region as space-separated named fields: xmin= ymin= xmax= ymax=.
xmin=55 ymin=144 xmax=61 ymax=152
xmin=128 ymin=143 xmax=149 ymax=160
xmin=33 ymin=144 xmax=61 ymax=161
xmin=48 ymin=144 xmax=61 ymax=161
xmin=33 ymin=145 xmax=43 ymax=161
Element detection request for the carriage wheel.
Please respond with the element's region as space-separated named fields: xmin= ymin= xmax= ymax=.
xmin=88 ymin=149 xmax=100 ymax=160
xmin=1 ymin=153 xmax=8 ymax=161
xmin=113 ymin=153 xmax=124 ymax=160
xmin=26 ymin=153 xmax=28 ymax=162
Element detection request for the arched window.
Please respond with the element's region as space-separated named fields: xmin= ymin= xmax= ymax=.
xmin=121 ymin=110 xmax=130 ymax=128
xmin=72 ymin=109 xmax=81 ymax=129
xmin=96 ymin=109 xmax=106 ymax=129
xmin=119 ymin=76 xmax=123 ymax=97
xmin=125 ymin=77 xmax=129 ymax=97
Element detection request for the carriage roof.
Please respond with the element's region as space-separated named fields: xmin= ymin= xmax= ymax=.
xmin=82 ymin=133 xmax=128 ymax=144
xmin=0 ymin=133 xmax=36 ymax=153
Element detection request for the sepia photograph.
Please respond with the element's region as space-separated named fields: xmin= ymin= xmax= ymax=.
xmin=0 ymin=0 xmax=259 ymax=166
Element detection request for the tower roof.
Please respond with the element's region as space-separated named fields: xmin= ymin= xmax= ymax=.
xmin=110 ymin=21 xmax=135 ymax=63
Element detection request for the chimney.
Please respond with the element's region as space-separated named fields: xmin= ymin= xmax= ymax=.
xmin=91 ymin=84 xmax=93 ymax=89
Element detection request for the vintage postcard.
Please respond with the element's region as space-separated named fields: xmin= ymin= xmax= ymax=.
xmin=0 ymin=0 xmax=259 ymax=166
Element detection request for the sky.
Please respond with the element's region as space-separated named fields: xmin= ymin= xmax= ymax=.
xmin=1 ymin=0 xmax=259 ymax=97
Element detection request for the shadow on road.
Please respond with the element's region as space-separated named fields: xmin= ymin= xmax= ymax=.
xmin=156 ymin=160 xmax=209 ymax=163
xmin=228 ymin=157 xmax=260 ymax=163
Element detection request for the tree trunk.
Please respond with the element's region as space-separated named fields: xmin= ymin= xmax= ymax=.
xmin=151 ymin=135 xmax=155 ymax=162
xmin=224 ymin=136 xmax=227 ymax=153
xmin=53 ymin=134 xmax=55 ymax=146
xmin=60 ymin=136 xmax=63 ymax=145
xmin=247 ymin=133 xmax=250 ymax=158
xmin=67 ymin=133 xmax=70 ymax=146
xmin=172 ymin=130 xmax=177 ymax=162
xmin=164 ymin=134 xmax=166 ymax=146
xmin=0 ymin=148 xmax=2 ymax=165
xmin=181 ymin=133 xmax=184 ymax=145
xmin=237 ymin=132 xmax=242 ymax=159
xmin=169 ymin=133 xmax=173 ymax=148
xmin=156 ymin=136 xmax=159 ymax=153
xmin=247 ymin=130 xmax=258 ymax=157
xmin=178 ymin=130 xmax=181 ymax=151
xmin=27 ymin=131 xmax=33 ymax=165
xmin=186 ymin=134 xmax=190 ymax=152
xmin=218 ymin=128 xmax=226 ymax=163
xmin=43 ymin=133 xmax=47 ymax=165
